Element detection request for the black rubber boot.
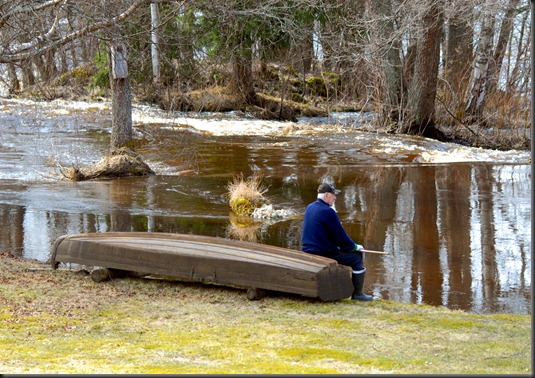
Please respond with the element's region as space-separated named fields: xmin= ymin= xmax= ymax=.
xmin=351 ymin=269 xmax=373 ymax=301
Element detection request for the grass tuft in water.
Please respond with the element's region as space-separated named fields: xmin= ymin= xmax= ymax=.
xmin=226 ymin=173 xmax=267 ymax=215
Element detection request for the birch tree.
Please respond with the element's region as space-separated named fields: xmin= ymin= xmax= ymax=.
xmin=150 ymin=1 xmax=161 ymax=86
xmin=464 ymin=1 xmax=496 ymax=118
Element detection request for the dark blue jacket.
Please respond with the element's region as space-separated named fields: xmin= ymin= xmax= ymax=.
xmin=301 ymin=199 xmax=356 ymax=257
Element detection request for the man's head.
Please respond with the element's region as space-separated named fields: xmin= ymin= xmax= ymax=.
xmin=317 ymin=183 xmax=340 ymax=195
xmin=317 ymin=183 xmax=340 ymax=206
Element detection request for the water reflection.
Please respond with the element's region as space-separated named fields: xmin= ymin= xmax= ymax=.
xmin=0 ymin=162 xmax=530 ymax=314
xmin=0 ymin=98 xmax=530 ymax=314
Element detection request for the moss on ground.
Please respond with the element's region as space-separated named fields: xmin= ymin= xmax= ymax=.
xmin=0 ymin=254 xmax=531 ymax=374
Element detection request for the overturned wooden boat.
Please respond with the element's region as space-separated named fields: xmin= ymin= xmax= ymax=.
xmin=51 ymin=232 xmax=353 ymax=301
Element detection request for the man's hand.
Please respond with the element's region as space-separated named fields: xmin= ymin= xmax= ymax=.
xmin=353 ymin=243 xmax=365 ymax=251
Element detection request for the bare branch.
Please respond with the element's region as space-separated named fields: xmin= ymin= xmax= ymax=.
xmin=0 ymin=0 xmax=165 ymax=63
xmin=0 ymin=0 xmax=65 ymax=29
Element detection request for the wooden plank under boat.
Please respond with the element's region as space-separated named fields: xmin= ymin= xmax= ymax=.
xmin=50 ymin=232 xmax=353 ymax=301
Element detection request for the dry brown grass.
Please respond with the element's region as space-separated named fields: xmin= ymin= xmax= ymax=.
xmin=227 ymin=213 xmax=262 ymax=242
xmin=226 ymin=173 xmax=268 ymax=216
xmin=62 ymin=148 xmax=155 ymax=181
xmin=1 ymin=253 xmax=531 ymax=374
xmin=434 ymin=88 xmax=531 ymax=150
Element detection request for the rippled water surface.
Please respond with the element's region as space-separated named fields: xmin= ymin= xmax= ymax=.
xmin=0 ymin=98 xmax=531 ymax=314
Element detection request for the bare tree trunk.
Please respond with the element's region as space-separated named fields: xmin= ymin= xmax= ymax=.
xmin=42 ymin=48 xmax=58 ymax=83
xmin=230 ymin=23 xmax=255 ymax=104
xmin=345 ymin=0 xmax=367 ymax=104
xmin=402 ymin=37 xmax=417 ymax=100
xmin=405 ymin=1 xmax=443 ymax=134
xmin=506 ymin=7 xmax=530 ymax=92
xmin=7 ymin=63 xmax=20 ymax=94
xmin=301 ymin=32 xmax=314 ymax=75
xmin=58 ymin=44 xmax=68 ymax=75
xmin=232 ymin=52 xmax=256 ymax=104
xmin=290 ymin=30 xmax=314 ymax=76
xmin=21 ymin=59 xmax=35 ymax=89
xmin=444 ymin=11 xmax=473 ymax=101
xmin=34 ymin=55 xmax=48 ymax=83
xmin=464 ymin=3 xmax=495 ymax=118
xmin=150 ymin=1 xmax=160 ymax=86
xmin=487 ymin=0 xmax=521 ymax=95
xmin=369 ymin=0 xmax=402 ymax=125
xmin=109 ymin=42 xmax=133 ymax=149
xmin=319 ymin=30 xmax=335 ymax=72
xmin=69 ymin=42 xmax=79 ymax=69
xmin=79 ymin=35 xmax=90 ymax=63
xmin=174 ymin=5 xmax=197 ymax=89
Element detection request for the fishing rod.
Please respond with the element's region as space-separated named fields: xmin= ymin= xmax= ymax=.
xmin=361 ymin=249 xmax=389 ymax=255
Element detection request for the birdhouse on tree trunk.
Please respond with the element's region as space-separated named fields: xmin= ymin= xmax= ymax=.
xmin=111 ymin=43 xmax=128 ymax=79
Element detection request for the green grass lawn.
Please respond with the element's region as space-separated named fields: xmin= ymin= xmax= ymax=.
xmin=0 ymin=254 xmax=531 ymax=374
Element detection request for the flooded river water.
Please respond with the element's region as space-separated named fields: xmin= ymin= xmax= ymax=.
xmin=0 ymin=98 xmax=531 ymax=314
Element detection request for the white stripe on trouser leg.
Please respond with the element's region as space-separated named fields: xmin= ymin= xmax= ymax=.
xmin=352 ymin=268 xmax=366 ymax=274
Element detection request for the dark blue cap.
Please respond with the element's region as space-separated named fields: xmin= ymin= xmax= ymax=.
xmin=317 ymin=183 xmax=340 ymax=194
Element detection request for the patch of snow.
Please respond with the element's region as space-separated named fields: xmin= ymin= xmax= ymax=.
xmin=252 ymin=204 xmax=295 ymax=220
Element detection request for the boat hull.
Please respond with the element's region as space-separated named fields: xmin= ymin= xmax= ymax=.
xmin=51 ymin=232 xmax=353 ymax=301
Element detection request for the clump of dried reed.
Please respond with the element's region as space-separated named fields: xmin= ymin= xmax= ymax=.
xmin=226 ymin=173 xmax=268 ymax=216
